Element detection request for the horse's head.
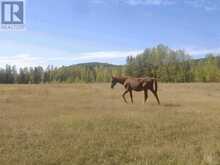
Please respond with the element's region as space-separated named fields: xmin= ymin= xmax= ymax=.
xmin=111 ymin=76 xmax=117 ymax=89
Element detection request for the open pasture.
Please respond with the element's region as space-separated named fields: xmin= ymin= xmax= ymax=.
xmin=0 ymin=83 xmax=220 ymax=165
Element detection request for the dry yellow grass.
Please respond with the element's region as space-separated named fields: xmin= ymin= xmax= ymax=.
xmin=0 ymin=83 xmax=220 ymax=165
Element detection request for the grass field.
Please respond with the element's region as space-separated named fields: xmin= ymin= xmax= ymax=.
xmin=0 ymin=83 xmax=220 ymax=165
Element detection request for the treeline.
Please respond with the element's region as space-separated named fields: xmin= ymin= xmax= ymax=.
xmin=125 ymin=45 xmax=220 ymax=82
xmin=0 ymin=63 xmax=123 ymax=84
xmin=0 ymin=45 xmax=220 ymax=84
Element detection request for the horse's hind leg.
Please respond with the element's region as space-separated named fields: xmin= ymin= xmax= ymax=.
xmin=122 ymin=90 xmax=129 ymax=103
xmin=129 ymin=90 xmax=133 ymax=104
xmin=144 ymin=90 xmax=148 ymax=103
xmin=150 ymin=89 xmax=160 ymax=105
xmin=154 ymin=92 xmax=160 ymax=105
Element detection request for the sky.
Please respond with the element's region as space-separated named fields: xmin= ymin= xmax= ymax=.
xmin=1 ymin=0 xmax=220 ymax=68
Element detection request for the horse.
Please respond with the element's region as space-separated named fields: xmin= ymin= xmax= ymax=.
xmin=111 ymin=76 xmax=160 ymax=104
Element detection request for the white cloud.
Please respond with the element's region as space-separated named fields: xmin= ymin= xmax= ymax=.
xmin=184 ymin=0 xmax=218 ymax=11
xmin=124 ymin=0 xmax=219 ymax=10
xmin=90 ymin=0 xmax=219 ymax=11
xmin=74 ymin=50 xmax=142 ymax=60
xmin=185 ymin=47 xmax=220 ymax=58
xmin=0 ymin=50 xmax=142 ymax=68
xmin=0 ymin=54 xmax=48 ymax=69
xmin=90 ymin=0 xmax=105 ymax=4
xmin=90 ymin=0 xmax=176 ymax=6
xmin=0 ymin=39 xmax=142 ymax=68
xmin=125 ymin=0 xmax=175 ymax=6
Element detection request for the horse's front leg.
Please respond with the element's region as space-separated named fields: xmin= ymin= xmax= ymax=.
xmin=122 ymin=90 xmax=129 ymax=103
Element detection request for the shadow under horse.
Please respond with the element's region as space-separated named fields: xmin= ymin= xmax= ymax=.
xmin=111 ymin=76 xmax=160 ymax=104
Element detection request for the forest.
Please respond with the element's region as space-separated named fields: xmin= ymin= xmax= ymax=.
xmin=0 ymin=45 xmax=220 ymax=84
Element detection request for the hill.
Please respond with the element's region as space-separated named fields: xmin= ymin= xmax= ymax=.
xmin=72 ymin=62 xmax=122 ymax=68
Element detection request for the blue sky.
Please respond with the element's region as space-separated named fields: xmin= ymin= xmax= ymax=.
xmin=1 ymin=0 xmax=220 ymax=67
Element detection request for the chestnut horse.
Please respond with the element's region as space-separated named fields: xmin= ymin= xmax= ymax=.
xmin=111 ymin=76 xmax=160 ymax=104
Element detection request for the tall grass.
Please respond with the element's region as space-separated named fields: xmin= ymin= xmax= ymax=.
xmin=0 ymin=83 xmax=220 ymax=165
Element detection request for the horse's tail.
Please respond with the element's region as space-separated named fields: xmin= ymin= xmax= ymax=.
xmin=153 ymin=79 xmax=158 ymax=93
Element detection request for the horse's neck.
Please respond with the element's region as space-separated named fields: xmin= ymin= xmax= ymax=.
xmin=117 ymin=77 xmax=127 ymax=85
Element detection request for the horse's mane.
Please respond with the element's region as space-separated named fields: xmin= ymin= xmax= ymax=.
xmin=112 ymin=76 xmax=128 ymax=84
